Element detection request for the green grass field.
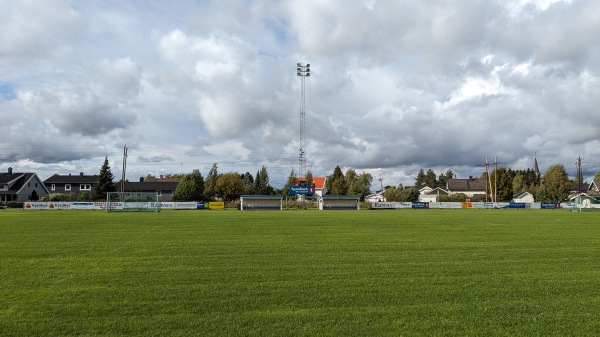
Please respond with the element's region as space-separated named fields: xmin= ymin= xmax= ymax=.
xmin=1 ymin=209 xmax=599 ymax=336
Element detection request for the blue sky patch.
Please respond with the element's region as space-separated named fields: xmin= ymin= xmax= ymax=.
xmin=0 ymin=83 xmax=16 ymax=100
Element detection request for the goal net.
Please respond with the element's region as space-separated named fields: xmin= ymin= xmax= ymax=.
xmin=106 ymin=192 xmax=161 ymax=212
xmin=571 ymin=195 xmax=600 ymax=212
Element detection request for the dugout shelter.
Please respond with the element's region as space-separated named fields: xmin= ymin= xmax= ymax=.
xmin=240 ymin=195 xmax=283 ymax=210
xmin=319 ymin=195 xmax=360 ymax=210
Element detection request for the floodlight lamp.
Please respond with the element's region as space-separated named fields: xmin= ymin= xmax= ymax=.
xmin=306 ymin=73 xmax=310 ymax=76
xmin=297 ymin=72 xmax=301 ymax=76
xmin=297 ymin=67 xmax=302 ymax=72
xmin=306 ymin=63 xmax=310 ymax=67
xmin=297 ymin=63 xmax=301 ymax=67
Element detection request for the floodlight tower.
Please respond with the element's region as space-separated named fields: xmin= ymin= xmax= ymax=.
xmin=296 ymin=62 xmax=310 ymax=177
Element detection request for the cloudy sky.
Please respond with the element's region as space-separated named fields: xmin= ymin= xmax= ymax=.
xmin=1 ymin=0 xmax=599 ymax=188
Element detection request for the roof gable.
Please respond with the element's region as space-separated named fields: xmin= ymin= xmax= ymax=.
xmin=295 ymin=176 xmax=327 ymax=189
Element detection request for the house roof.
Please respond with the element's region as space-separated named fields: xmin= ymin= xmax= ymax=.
xmin=295 ymin=176 xmax=326 ymax=189
xmin=513 ymin=192 xmax=532 ymax=198
xmin=0 ymin=172 xmax=25 ymax=185
xmin=422 ymin=187 xmax=450 ymax=196
xmin=144 ymin=176 xmax=180 ymax=183
xmin=44 ymin=173 xmax=100 ymax=184
xmin=447 ymin=178 xmax=487 ymax=191
xmin=123 ymin=181 xmax=178 ymax=191
xmin=0 ymin=172 xmax=50 ymax=196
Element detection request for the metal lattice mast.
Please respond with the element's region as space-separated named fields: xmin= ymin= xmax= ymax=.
xmin=296 ymin=63 xmax=310 ymax=176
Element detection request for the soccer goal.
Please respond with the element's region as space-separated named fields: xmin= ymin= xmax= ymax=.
xmin=106 ymin=192 xmax=161 ymax=212
xmin=571 ymin=195 xmax=600 ymax=212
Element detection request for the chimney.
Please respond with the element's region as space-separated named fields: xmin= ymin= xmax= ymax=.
xmin=80 ymin=172 xmax=84 ymax=177
xmin=160 ymin=175 xmax=164 ymax=179
xmin=139 ymin=177 xmax=144 ymax=182
xmin=8 ymin=167 xmax=12 ymax=175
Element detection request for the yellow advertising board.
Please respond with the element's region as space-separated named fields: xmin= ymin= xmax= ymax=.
xmin=209 ymin=201 xmax=225 ymax=209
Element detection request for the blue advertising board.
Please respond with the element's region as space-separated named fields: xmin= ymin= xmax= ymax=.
xmin=289 ymin=185 xmax=315 ymax=196
xmin=412 ymin=202 xmax=429 ymax=209
xmin=541 ymin=202 xmax=560 ymax=209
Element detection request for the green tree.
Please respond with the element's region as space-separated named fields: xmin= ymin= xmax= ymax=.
xmin=216 ymin=172 xmax=245 ymax=202
xmin=384 ymin=184 xmax=419 ymax=202
xmin=542 ymin=164 xmax=571 ymax=202
xmin=384 ymin=185 xmax=403 ymax=202
xmin=254 ymin=166 xmax=273 ymax=195
xmin=424 ymin=169 xmax=437 ymax=186
xmin=305 ymin=171 xmax=314 ymax=187
xmin=241 ymin=172 xmax=254 ymax=194
xmin=438 ymin=169 xmax=454 ymax=187
xmin=204 ymin=163 xmax=218 ymax=200
xmin=595 ymin=171 xmax=600 ymax=182
xmin=346 ymin=170 xmax=373 ymax=201
xmin=282 ymin=168 xmax=296 ymax=196
xmin=173 ymin=169 xmax=204 ymax=201
xmin=328 ymin=165 xmax=347 ymax=195
xmin=496 ymin=167 xmax=513 ymax=201
xmin=415 ymin=169 xmax=426 ymax=186
xmin=488 ymin=168 xmax=513 ymax=202
xmin=512 ymin=172 xmax=526 ymax=194
xmin=93 ymin=156 xmax=116 ymax=200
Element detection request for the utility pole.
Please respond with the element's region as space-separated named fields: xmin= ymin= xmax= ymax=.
xmin=492 ymin=156 xmax=506 ymax=206
xmin=482 ymin=157 xmax=491 ymax=202
xmin=121 ymin=145 xmax=128 ymax=193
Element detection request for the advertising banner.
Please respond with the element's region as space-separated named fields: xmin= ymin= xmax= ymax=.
xmin=209 ymin=201 xmax=225 ymax=209
xmin=289 ymin=185 xmax=316 ymax=196
xmin=411 ymin=202 xmax=429 ymax=209
xmin=429 ymin=202 xmax=462 ymax=209
xmin=372 ymin=202 xmax=412 ymax=209
xmin=541 ymin=202 xmax=560 ymax=209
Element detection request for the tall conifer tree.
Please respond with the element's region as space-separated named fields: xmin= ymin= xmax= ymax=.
xmin=94 ymin=156 xmax=116 ymax=200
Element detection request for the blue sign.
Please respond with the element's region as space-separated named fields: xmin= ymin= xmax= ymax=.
xmin=506 ymin=202 xmax=526 ymax=208
xmin=412 ymin=202 xmax=429 ymax=209
xmin=541 ymin=202 xmax=559 ymax=209
xmin=197 ymin=202 xmax=206 ymax=209
xmin=289 ymin=185 xmax=315 ymax=196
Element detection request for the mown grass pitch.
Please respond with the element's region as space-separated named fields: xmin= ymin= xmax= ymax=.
xmin=1 ymin=209 xmax=599 ymax=336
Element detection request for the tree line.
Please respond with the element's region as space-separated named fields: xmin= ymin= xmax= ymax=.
xmin=44 ymin=157 xmax=600 ymax=203
xmin=388 ymin=164 xmax=599 ymax=203
xmin=174 ymin=164 xmax=374 ymax=202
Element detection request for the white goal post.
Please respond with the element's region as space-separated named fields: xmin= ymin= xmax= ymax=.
xmin=106 ymin=192 xmax=161 ymax=212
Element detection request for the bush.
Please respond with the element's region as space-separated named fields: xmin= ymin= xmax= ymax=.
xmin=42 ymin=193 xmax=74 ymax=201
xmin=77 ymin=192 xmax=92 ymax=201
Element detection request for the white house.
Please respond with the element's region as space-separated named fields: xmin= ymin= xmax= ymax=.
xmin=512 ymin=192 xmax=534 ymax=203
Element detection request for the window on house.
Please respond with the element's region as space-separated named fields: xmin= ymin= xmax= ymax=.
xmin=51 ymin=184 xmax=55 ymax=191
xmin=28 ymin=182 xmax=31 ymax=187
xmin=0 ymin=185 xmax=6 ymax=191
xmin=35 ymin=183 xmax=38 ymax=188
xmin=65 ymin=184 xmax=71 ymax=191
xmin=80 ymin=184 xmax=91 ymax=191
